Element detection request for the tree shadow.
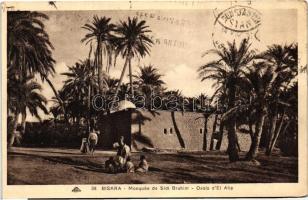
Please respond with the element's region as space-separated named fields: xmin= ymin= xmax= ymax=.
xmin=130 ymin=179 xmax=144 ymax=184
xmin=148 ymin=166 xmax=163 ymax=172
xmin=171 ymin=111 xmax=185 ymax=148
xmin=147 ymin=109 xmax=161 ymax=117
xmin=131 ymin=110 xmax=155 ymax=150
xmin=74 ymin=166 xmax=104 ymax=173
xmin=131 ymin=133 xmax=154 ymax=149
xmin=9 ymin=151 xmax=103 ymax=170
xmin=131 ymin=109 xmax=152 ymax=125
xmin=11 ymin=149 xmax=80 ymax=155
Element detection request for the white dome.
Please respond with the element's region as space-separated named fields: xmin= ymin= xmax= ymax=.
xmin=111 ymin=100 xmax=136 ymax=113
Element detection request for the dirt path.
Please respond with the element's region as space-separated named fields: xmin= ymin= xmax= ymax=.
xmin=7 ymin=147 xmax=298 ymax=184
xmin=9 ymin=147 xmax=117 ymax=157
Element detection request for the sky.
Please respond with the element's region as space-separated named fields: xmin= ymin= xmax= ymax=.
xmin=27 ymin=8 xmax=297 ymax=121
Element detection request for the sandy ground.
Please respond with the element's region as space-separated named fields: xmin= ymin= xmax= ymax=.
xmin=7 ymin=147 xmax=298 ymax=184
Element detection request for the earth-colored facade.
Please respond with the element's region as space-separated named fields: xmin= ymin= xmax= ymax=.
xmin=98 ymin=109 xmax=251 ymax=152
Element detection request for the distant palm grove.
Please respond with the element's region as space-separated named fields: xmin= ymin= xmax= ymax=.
xmin=7 ymin=11 xmax=298 ymax=163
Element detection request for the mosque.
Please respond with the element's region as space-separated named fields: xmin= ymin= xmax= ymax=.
xmin=97 ymin=100 xmax=251 ymax=152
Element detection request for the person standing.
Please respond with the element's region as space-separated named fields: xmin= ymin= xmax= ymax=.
xmin=80 ymin=130 xmax=89 ymax=153
xmin=88 ymin=127 xmax=100 ymax=155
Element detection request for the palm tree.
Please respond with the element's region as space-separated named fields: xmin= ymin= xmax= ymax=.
xmin=61 ymin=60 xmax=97 ymax=101
xmin=276 ymin=82 xmax=298 ymax=154
xmin=198 ymin=39 xmax=255 ymax=162
xmin=49 ymin=89 xmax=68 ymax=122
xmin=134 ymin=65 xmax=165 ymax=88
xmin=105 ymin=77 xmax=120 ymax=95
xmin=112 ymin=17 xmax=153 ymax=108
xmin=241 ymin=62 xmax=274 ymax=160
xmin=8 ymin=75 xmax=48 ymax=146
xmin=257 ymin=44 xmax=298 ymax=155
xmin=81 ymin=16 xmax=116 ymax=95
xmin=7 ymin=11 xmax=64 ymax=119
xmin=162 ymin=90 xmax=183 ymax=111
xmin=133 ymin=65 xmax=165 ymax=109
xmin=61 ymin=60 xmax=98 ymax=124
xmin=50 ymin=104 xmax=62 ymax=122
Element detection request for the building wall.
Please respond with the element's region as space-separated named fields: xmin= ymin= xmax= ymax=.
xmin=97 ymin=110 xmax=131 ymax=149
xmin=98 ymin=109 xmax=251 ymax=152
xmin=219 ymin=132 xmax=251 ymax=152
xmin=131 ymin=110 xmax=209 ymax=151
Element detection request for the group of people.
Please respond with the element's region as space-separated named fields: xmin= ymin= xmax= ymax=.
xmin=104 ymin=136 xmax=149 ymax=173
xmin=80 ymin=126 xmax=149 ymax=174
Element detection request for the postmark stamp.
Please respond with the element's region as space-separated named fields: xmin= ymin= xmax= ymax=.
xmin=212 ymin=5 xmax=262 ymax=50
xmin=215 ymin=5 xmax=261 ymax=32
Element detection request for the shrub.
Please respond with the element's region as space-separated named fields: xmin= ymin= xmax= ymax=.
xmin=22 ymin=121 xmax=88 ymax=148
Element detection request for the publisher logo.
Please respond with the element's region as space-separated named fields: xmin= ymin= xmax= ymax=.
xmin=72 ymin=187 xmax=81 ymax=192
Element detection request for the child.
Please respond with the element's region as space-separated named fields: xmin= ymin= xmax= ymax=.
xmin=80 ymin=138 xmax=89 ymax=153
xmin=135 ymin=155 xmax=149 ymax=173
xmin=105 ymin=157 xmax=115 ymax=173
xmin=125 ymin=156 xmax=135 ymax=173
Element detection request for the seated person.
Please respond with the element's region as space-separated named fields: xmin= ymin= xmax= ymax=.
xmin=113 ymin=136 xmax=131 ymax=168
xmin=125 ymin=156 xmax=135 ymax=173
xmin=135 ymin=155 xmax=149 ymax=173
xmin=114 ymin=155 xmax=125 ymax=172
xmin=105 ymin=157 xmax=116 ymax=173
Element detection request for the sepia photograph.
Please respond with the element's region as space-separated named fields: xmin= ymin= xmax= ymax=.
xmin=1 ymin=0 xmax=307 ymax=198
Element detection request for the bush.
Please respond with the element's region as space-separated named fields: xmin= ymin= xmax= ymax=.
xmin=22 ymin=121 xmax=88 ymax=148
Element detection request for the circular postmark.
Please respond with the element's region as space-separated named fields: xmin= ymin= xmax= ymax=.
xmin=215 ymin=5 xmax=261 ymax=32
xmin=211 ymin=5 xmax=262 ymax=51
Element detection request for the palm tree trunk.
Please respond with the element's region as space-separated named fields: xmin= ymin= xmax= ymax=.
xmin=87 ymin=47 xmax=93 ymax=131
xmin=259 ymin=116 xmax=269 ymax=148
xmin=210 ymin=113 xmax=218 ymax=150
xmin=245 ymin=108 xmax=266 ymax=160
xmin=215 ymin=118 xmax=224 ymax=150
xmin=21 ymin=112 xmax=26 ymax=134
xmin=97 ymin=41 xmax=105 ymax=95
xmin=111 ymin=56 xmax=129 ymax=110
xmin=281 ymin=120 xmax=290 ymax=138
xmin=9 ymin=112 xmax=19 ymax=147
xmin=268 ymin=110 xmax=286 ymax=155
xmin=279 ymin=120 xmax=291 ymax=151
xmin=128 ymin=57 xmax=134 ymax=97
xmin=248 ymin=117 xmax=254 ymax=141
xmin=266 ymin=104 xmax=278 ymax=155
xmin=88 ymin=84 xmax=91 ymax=131
xmin=226 ymin=121 xmax=239 ymax=162
xmin=44 ymin=75 xmax=67 ymax=122
xmin=226 ymin=85 xmax=239 ymax=162
xmin=203 ymin=114 xmax=208 ymax=151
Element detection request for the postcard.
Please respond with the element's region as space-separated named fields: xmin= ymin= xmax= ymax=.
xmin=1 ymin=0 xmax=307 ymax=198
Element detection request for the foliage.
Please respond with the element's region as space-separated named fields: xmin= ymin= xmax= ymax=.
xmin=8 ymin=75 xmax=48 ymax=120
xmin=8 ymin=11 xmax=55 ymax=79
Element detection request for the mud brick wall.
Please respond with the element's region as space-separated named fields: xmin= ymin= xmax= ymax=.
xmin=131 ymin=110 xmax=209 ymax=151
xmin=219 ymin=132 xmax=251 ymax=152
xmin=98 ymin=109 xmax=251 ymax=152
